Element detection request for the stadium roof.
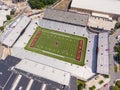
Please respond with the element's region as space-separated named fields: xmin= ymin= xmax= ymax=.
xmin=15 ymin=59 xmax=71 ymax=86
xmin=1 ymin=15 xmax=31 ymax=47
xmin=97 ymin=32 xmax=109 ymax=74
xmin=71 ymin=0 xmax=120 ymax=15
xmin=43 ymin=8 xmax=89 ymax=26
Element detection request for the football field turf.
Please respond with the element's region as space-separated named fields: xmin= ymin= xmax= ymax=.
xmin=25 ymin=27 xmax=87 ymax=66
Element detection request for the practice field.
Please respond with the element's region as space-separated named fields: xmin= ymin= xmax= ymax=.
xmin=25 ymin=27 xmax=87 ymax=66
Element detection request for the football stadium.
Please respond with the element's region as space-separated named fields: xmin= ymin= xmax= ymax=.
xmin=0 ymin=0 xmax=114 ymax=89
xmin=25 ymin=27 xmax=87 ymax=66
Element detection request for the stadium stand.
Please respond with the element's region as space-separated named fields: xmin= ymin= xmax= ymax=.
xmin=43 ymin=8 xmax=89 ymax=26
xmin=97 ymin=32 xmax=109 ymax=74
xmin=0 ymin=15 xmax=31 ymax=47
xmin=39 ymin=19 xmax=89 ymax=37
xmin=84 ymin=33 xmax=98 ymax=73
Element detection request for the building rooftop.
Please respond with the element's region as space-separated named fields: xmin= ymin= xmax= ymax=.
xmin=1 ymin=15 xmax=31 ymax=47
xmin=71 ymin=0 xmax=120 ymax=15
xmin=15 ymin=59 xmax=71 ymax=86
xmin=97 ymin=32 xmax=109 ymax=74
xmin=43 ymin=8 xmax=89 ymax=26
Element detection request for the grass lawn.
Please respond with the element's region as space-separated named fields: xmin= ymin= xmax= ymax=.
xmin=114 ymin=65 xmax=119 ymax=72
xmin=25 ymin=27 xmax=87 ymax=66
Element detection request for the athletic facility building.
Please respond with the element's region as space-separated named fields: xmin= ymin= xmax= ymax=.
xmin=70 ymin=0 xmax=119 ymax=30
xmin=10 ymin=14 xmax=95 ymax=81
xmin=0 ymin=2 xmax=110 ymax=87
xmin=71 ymin=0 xmax=120 ymax=19
xmin=0 ymin=15 xmax=31 ymax=47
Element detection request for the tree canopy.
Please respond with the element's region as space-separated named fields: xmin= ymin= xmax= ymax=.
xmin=28 ymin=0 xmax=57 ymax=9
xmin=112 ymin=80 xmax=120 ymax=90
xmin=116 ymin=81 xmax=120 ymax=88
xmin=10 ymin=10 xmax=15 ymax=15
xmin=115 ymin=22 xmax=120 ymax=29
xmin=6 ymin=15 xmax=11 ymax=20
xmin=116 ymin=46 xmax=120 ymax=64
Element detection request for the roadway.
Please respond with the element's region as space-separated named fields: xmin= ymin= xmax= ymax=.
xmin=109 ymin=28 xmax=120 ymax=89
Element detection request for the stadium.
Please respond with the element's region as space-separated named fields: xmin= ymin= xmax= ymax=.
xmin=0 ymin=7 xmax=109 ymax=81
xmin=0 ymin=0 xmax=111 ymax=89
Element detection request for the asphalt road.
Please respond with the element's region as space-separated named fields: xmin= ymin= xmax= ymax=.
xmin=109 ymin=28 xmax=120 ymax=89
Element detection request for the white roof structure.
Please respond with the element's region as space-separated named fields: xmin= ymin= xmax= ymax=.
xmin=71 ymin=0 xmax=120 ymax=15
xmin=15 ymin=59 xmax=71 ymax=86
xmin=97 ymin=32 xmax=109 ymax=74
xmin=1 ymin=15 xmax=31 ymax=47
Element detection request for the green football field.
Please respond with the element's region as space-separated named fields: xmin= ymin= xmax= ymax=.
xmin=25 ymin=27 xmax=87 ymax=66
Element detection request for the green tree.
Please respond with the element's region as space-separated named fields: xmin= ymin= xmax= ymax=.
xmin=0 ymin=26 xmax=4 ymax=31
xmin=115 ymin=22 xmax=120 ymax=29
xmin=6 ymin=15 xmax=11 ymax=20
xmin=28 ymin=0 xmax=57 ymax=9
xmin=116 ymin=81 xmax=120 ymax=88
xmin=78 ymin=84 xmax=84 ymax=90
xmin=116 ymin=46 xmax=120 ymax=63
xmin=99 ymin=80 xmax=104 ymax=84
xmin=112 ymin=85 xmax=120 ymax=90
xmin=10 ymin=10 xmax=15 ymax=15
xmin=90 ymin=85 xmax=96 ymax=90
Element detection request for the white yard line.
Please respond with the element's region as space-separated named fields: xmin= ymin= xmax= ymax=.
xmin=50 ymin=32 xmax=70 ymax=38
xmin=33 ymin=47 xmax=77 ymax=60
xmin=41 ymin=50 xmax=64 ymax=58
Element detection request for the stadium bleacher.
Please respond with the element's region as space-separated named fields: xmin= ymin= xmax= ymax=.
xmin=43 ymin=8 xmax=89 ymax=27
